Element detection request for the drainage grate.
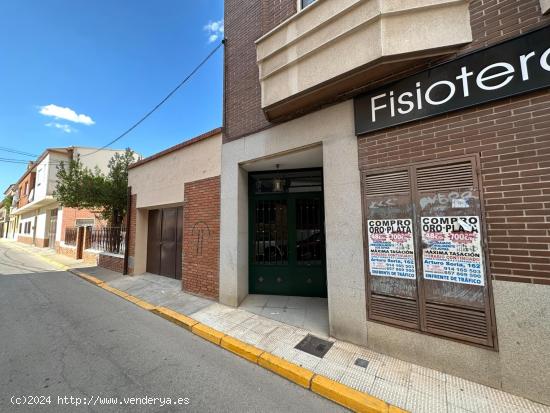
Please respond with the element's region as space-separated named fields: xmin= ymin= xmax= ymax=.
xmin=294 ymin=334 xmax=334 ymax=358
xmin=354 ymin=358 xmax=370 ymax=369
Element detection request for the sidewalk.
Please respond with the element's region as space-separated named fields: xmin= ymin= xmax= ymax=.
xmin=5 ymin=239 xmax=550 ymax=413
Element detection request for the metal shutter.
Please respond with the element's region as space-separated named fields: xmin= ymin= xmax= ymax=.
xmin=414 ymin=159 xmax=495 ymax=347
xmin=363 ymin=169 xmax=420 ymax=329
xmin=362 ymin=156 xmax=496 ymax=348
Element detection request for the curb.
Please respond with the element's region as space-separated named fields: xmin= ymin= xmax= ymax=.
xmin=2 ymin=240 xmax=408 ymax=413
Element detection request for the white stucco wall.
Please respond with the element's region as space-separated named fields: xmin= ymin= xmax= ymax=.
xmin=128 ymin=133 xmax=222 ymax=209
xmin=56 ymin=208 xmax=63 ymax=242
xmin=127 ymin=132 xmax=221 ymax=275
xmin=18 ymin=212 xmax=36 ymax=239
xmin=220 ymin=101 xmax=367 ymax=345
xmin=35 ymin=209 xmax=47 ymax=240
xmin=75 ymin=147 xmax=128 ymax=174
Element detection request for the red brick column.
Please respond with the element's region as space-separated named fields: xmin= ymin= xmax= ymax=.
xmin=182 ymin=176 xmax=220 ymax=299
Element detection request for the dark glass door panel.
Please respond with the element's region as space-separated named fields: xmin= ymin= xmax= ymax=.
xmin=296 ymin=198 xmax=322 ymax=265
xmin=249 ymin=171 xmax=327 ymax=298
xmin=253 ymin=199 xmax=288 ymax=265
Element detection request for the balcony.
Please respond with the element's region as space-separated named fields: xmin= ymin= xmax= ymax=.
xmin=256 ymin=0 xmax=472 ymax=121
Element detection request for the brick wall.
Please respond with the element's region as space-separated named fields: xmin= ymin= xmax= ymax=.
xmin=34 ymin=238 xmax=48 ymax=248
xmin=60 ymin=207 xmax=100 ymax=241
xmin=466 ymin=0 xmax=549 ymax=52
xmin=127 ymin=194 xmax=137 ymax=274
xmin=224 ymin=0 xmax=550 ymax=143
xmin=358 ymin=89 xmax=550 ymax=285
xmin=98 ymin=253 xmax=124 ymax=273
xmin=56 ymin=242 xmax=77 ymax=259
xmin=18 ymin=235 xmax=33 ymax=245
xmin=224 ymin=0 xmax=296 ymax=142
xmin=182 ymin=176 xmax=221 ymax=299
xmin=17 ymin=172 xmax=35 ymax=208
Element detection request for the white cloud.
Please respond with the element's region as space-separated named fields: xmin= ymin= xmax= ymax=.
xmin=39 ymin=104 xmax=95 ymax=125
xmin=204 ymin=19 xmax=224 ymax=44
xmin=46 ymin=122 xmax=76 ymax=133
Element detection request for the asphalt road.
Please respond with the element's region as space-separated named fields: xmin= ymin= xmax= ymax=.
xmin=0 ymin=242 xmax=345 ymax=413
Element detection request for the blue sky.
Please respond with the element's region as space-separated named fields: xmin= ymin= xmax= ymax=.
xmin=0 ymin=0 xmax=224 ymax=192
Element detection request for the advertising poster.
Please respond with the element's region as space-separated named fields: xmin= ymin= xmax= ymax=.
xmin=367 ymin=219 xmax=416 ymax=279
xmin=421 ymin=216 xmax=485 ymax=286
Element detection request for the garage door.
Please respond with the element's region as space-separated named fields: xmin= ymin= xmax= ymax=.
xmin=147 ymin=207 xmax=183 ymax=279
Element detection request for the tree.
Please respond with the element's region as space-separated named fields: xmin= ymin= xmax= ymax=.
xmin=55 ymin=149 xmax=135 ymax=226
xmin=1 ymin=195 xmax=12 ymax=214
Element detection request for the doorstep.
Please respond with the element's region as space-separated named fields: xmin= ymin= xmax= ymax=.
xmin=5 ymin=239 xmax=549 ymax=413
xmin=239 ymin=294 xmax=329 ymax=338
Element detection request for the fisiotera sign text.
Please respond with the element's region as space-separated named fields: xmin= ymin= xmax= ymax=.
xmin=354 ymin=26 xmax=550 ymax=135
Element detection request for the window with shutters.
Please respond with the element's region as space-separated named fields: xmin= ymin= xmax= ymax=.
xmin=361 ymin=155 xmax=497 ymax=348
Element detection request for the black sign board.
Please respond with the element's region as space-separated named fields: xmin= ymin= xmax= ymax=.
xmin=354 ymin=25 xmax=550 ymax=135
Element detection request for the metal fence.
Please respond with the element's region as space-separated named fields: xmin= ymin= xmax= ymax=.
xmin=65 ymin=227 xmax=77 ymax=246
xmin=87 ymin=226 xmax=126 ymax=255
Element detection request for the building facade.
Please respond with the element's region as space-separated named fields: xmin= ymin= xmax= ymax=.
xmin=10 ymin=147 xmax=128 ymax=255
xmin=1 ymin=184 xmax=19 ymax=240
xmin=127 ymin=128 xmax=222 ymax=299
xmin=221 ymin=0 xmax=550 ymax=404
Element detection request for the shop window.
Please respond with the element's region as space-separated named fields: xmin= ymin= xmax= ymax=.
xmin=362 ymin=156 xmax=496 ymax=348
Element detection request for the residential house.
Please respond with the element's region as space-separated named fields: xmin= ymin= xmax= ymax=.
xmin=2 ymin=184 xmax=18 ymax=239
xmin=126 ymin=128 xmax=221 ymax=298
xmin=220 ymin=0 xmax=550 ymax=405
xmin=11 ymin=147 xmax=129 ymax=255
xmin=0 ymin=200 xmax=6 ymax=238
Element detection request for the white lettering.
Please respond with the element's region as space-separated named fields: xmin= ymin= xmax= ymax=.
xmin=519 ymin=51 xmax=536 ymax=80
xmin=416 ymin=82 xmax=423 ymax=110
xmin=397 ymin=92 xmax=414 ymax=115
xmin=456 ymin=66 xmax=474 ymax=97
xmin=476 ymin=62 xmax=515 ymax=90
xmin=540 ymin=47 xmax=550 ymax=71
xmin=425 ymin=80 xmax=456 ymax=105
xmin=371 ymin=93 xmax=387 ymax=122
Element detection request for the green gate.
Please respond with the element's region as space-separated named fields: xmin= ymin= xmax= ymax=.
xmin=249 ymin=169 xmax=327 ymax=297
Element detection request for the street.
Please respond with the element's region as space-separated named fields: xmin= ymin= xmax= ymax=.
xmin=0 ymin=242 xmax=344 ymax=413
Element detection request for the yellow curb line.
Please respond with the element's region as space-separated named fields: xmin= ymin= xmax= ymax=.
xmin=259 ymin=351 xmax=313 ymax=388
xmin=0 ymin=241 xmax=69 ymax=270
xmin=191 ymin=323 xmax=226 ymax=345
xmin=70 ymin=270 xmax=104 ymax=286
xmin=1 ymin=240 xmax=407 ymax=412
xmin=151 ymin=307 xmax=198 ymax=331
xmin=221 ymin=335 xmax=264 ymax=364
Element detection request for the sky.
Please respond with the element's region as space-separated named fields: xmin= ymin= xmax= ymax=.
xmin=0 ymin=0 xmax=224 ymax=192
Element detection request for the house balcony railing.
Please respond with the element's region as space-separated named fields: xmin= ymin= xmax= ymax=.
xmin=256 ymin=0 xmax=472 ymax=121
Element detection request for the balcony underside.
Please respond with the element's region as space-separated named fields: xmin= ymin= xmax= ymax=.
xmin=256 ymin=0 xmax=472 ymax=122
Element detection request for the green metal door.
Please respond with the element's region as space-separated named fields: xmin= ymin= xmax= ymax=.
xmin=249 ymin=170 xmax=327 ymax=297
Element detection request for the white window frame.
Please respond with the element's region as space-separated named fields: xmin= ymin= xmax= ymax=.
xmin=75 ymin=218 xmax=95 ymax=227
xmin=298 ymin=0 xmax=316 ymax=11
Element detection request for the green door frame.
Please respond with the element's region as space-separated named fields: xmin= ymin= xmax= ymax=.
xmin=248 ymin=169 xmax=327 ymax=297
